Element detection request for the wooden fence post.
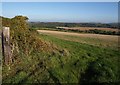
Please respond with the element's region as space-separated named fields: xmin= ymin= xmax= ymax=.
xmin=1 ymin=27 xmax=12 ymax=65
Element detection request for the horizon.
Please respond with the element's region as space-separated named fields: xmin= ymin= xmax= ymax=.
xmin=1 ymin=15 xmax=118 ymax=24
xmin=2 ymin=2 xmax=118 ymax=23
xmin=28 ymin=21 xmax=117 ymax=24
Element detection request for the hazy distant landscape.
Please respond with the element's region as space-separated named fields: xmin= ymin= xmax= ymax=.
xmin=1 ymin=2 xmax=120 ymax=85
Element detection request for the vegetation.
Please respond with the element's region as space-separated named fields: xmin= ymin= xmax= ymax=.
xmin=29 ymin=22 xmax=118 ymax=29
xmin=29 ymin=22 xmax=119 ymax=35
xmin=38 ymin=30 xmax=118 ymax=50
xmin=2 ymin=16 xmax=56 ymax=59
xmin=1 ymin=16 xmax=120 ymax=84
xmin=2 ymin=16 xmax=62 ymax=83
xmin=40 ymin=34 xmax=120 ymax=84
xmin=56 ymin=28 xmax=120 ymax=35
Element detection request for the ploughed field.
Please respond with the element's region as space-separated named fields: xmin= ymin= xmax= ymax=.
xmin=59 ymin=27 xmax=118 ymax=32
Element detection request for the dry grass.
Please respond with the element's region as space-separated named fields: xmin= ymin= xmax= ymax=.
xmin=38 ymin=30 xmax=119 ymax=49
xmin=37 ymin=30 xmax=118 ymax=40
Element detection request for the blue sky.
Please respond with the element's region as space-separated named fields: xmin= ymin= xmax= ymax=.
xmin=2 ymin=2 xmax=118 ymax=23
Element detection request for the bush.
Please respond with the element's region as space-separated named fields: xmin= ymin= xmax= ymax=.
xmin=1 ymin=15 xmax=54 ymax=64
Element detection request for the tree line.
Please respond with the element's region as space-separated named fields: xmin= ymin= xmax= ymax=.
xmin=56 ymin=28 xmax=120 ymax=35
xmin=29 ymin=22 xmax=118 ymax=29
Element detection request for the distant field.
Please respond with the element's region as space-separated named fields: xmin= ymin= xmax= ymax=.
xmin=58 ymin=27 xmax=118 ymax=32
xmin=38 ymin=30 xmax=119 ymax=49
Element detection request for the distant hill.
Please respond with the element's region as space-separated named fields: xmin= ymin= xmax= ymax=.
xmin=29 ymin=22 xmax=118 ymax=29
xmin=1 ymin=16 xmax=118 ymax=29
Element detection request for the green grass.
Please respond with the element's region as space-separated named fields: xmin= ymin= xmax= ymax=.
xmin=39 ymin=34 xmax=120 ymax=83
xmin=39 ymin=31 xmax=118 ymax=50
xmin=2 ymin=33 xmax=120 ymax=84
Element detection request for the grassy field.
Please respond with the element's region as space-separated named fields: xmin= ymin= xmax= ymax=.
xmin=2 ymin=30 xmax=120 ymax=84
xmin=39 ymin=32 xmax=120 ymax=83
xmin=38 ymin=30 xmax=119 ymax=50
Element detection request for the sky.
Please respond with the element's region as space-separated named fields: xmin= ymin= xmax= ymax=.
xmin=1 ymin=2 xmax=118 ymax=23
xmin=1 ymin=0 xmax=120 ymax=2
